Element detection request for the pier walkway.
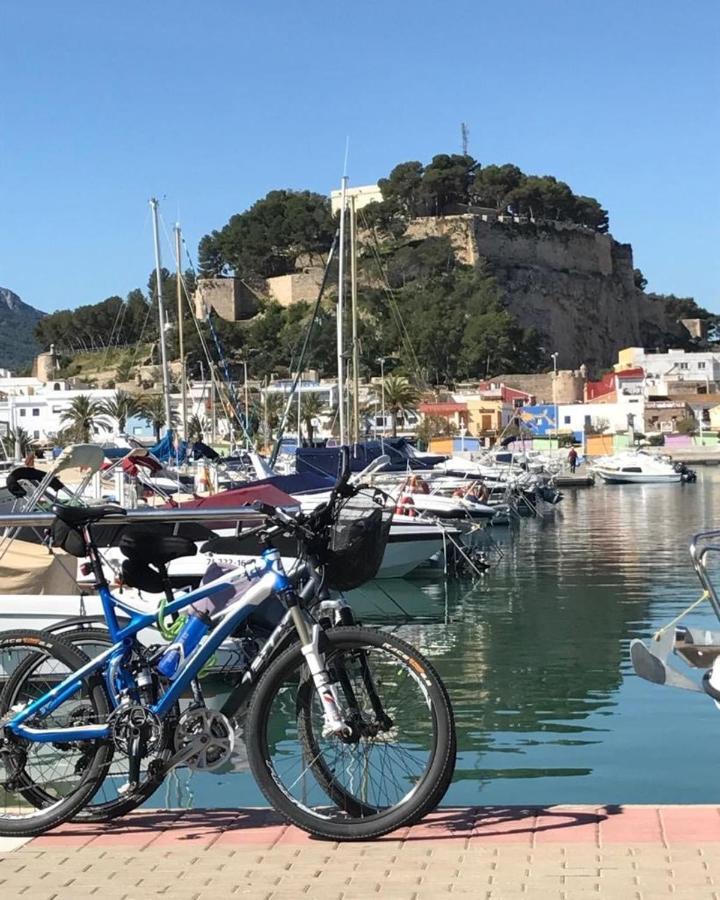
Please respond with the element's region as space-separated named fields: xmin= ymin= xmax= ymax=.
xmin=2 ymin=805 xmax=720 ymax=899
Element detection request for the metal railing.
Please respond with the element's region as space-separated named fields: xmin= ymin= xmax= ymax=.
xmin=0 ymin=506 xmax=265 ymax=530
xmin=689 ymin=530 xmax=720 ymax=621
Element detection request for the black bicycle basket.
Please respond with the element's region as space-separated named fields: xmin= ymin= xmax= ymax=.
xmin=321 ymin=490 xmax=393 ymax=591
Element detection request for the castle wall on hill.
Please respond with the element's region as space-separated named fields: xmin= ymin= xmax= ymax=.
xmin=403 ymin=215 xmax=686 ymax=372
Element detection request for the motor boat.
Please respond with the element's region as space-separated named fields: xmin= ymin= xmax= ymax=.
xmin=593 ymin=451 xmax=693 ymax=484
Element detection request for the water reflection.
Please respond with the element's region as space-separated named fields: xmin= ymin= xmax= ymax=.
xmin=177 ymin=470 xmax=720 ymax=808
xmin=349 ymin=470 xmax=720 ymax=804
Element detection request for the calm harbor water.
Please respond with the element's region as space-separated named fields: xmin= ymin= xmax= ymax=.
xmin=182 ymin=467 xmax=720 ymax=808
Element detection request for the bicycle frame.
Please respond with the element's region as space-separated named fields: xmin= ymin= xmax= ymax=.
xmin=7 ymin=547 xmax=295 ymax=744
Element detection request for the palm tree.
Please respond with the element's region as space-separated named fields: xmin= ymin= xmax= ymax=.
xmin=139 ymin=394 xmax=177 ymax=441
xmin=369 ymin=375 xmax=421 ymax=438
xmin=99 ymin=390 xmax=141 ymax=434
xmin=187 ymin=414 xmax=205 ymax=443
xmin=3 ymin=426 xmax=32 ymax=458
xmin=299 ymin=393 xmax=327 ymax=444
xmin=60 ymin=395 xmax=109 ymax=443
xmin=263 ymin=392 xmax=286 ymax=442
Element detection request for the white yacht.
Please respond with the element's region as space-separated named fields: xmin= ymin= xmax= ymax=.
xmin=593 ymin=451 xmax=683 ymax=484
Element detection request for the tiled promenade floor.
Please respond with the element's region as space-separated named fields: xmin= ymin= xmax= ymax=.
xmin=3 ymin=806 xmax=720 ymax=899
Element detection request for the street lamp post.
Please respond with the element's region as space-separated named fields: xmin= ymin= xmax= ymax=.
xmin=377 ymin=356 xmax=386 ymax=454
xmin=550 ymin=352 xmax=559 ymax=452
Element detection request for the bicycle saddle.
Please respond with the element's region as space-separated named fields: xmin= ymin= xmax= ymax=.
xmin=119 ymin=525 xmax=197 ymax=565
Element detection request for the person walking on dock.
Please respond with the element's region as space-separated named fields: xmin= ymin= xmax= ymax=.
xmin=568 ymin=446 xmax=578 ymax=473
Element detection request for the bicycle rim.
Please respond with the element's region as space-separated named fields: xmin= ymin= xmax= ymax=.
xmin=0 ymin=631 xmax=111 ymax=835
xmin=247 ymin=627 xmax=454 ymax=837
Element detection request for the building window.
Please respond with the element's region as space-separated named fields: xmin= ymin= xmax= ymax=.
xmin=33 ymin=430 xmax=40 ymax=439
xmin=679 ymin=362 xmax=689 ymax=370
xmin=32 ymin=408 xmax=40 ymax=416
xmin=698 ymin=362 xmax=706 ymax=370
xmin=513 ymin=398 xmax=525 ymax=408
xmin=52 ymin=405 xmax=62 ymax=413
xmin=564 ymin=415 xmax=571 ymax=424
xmin=53 ymin=383 xmax=61 ymax=390
xmin=19 ymin=408 xmax=26 ymax=417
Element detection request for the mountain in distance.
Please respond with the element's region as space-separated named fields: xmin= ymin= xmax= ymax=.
xmin=0 ymin=287 xmax=45 ymax=371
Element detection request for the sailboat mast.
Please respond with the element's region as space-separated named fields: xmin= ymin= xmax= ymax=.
xmin=350 ymin=194 xmax=360 ymax=445
xmin=150 ymin=198 xmax=173 ymax=435
xmin=174 ymin=223 xmax=188 ymax=441
xmin=336 ymin=176 xmax=348 ymax=446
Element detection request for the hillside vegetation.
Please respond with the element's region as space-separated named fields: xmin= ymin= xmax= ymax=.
xmin=30 ymin=151 xmax=715 ymax=387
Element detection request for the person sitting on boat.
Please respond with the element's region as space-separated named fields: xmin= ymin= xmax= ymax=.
xmin=407 ymin=474 xmax=430 ymax=495
xmin=463 ymin=481 xmax=490 ymax=504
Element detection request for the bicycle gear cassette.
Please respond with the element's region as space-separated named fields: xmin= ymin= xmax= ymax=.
xmin=174 ymin=708 xmax=235 ymax=771
xmin=110 ymin=704 xmax=163 ymax=755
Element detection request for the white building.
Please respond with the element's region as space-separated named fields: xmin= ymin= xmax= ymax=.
xmin=330 ymin=184 xmax=383 ymax=215
xmin=0 ymin=374 xmax=118 ymax=445
xmin=618 ymin=347 xmax=720 ymax=395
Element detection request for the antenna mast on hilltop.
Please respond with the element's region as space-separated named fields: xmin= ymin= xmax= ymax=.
xmin=461 ymin=122 xmax=469 ymax=156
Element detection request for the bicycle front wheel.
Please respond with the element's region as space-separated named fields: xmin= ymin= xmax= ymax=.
xmin=245 ymin=626 xmax=455 ymax=841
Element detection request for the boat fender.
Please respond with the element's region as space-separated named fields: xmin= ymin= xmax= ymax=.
xmin=702 ymin=658 xmax=720 ymax=710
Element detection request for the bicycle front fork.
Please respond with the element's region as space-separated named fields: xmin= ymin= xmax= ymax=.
xmin=289 ymin=606 xmax=349 ymax=736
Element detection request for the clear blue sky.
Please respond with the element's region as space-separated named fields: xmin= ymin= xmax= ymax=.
xmin=1 ymin=1 xmax=718 ymax=314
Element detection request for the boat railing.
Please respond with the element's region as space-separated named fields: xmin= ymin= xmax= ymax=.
xmin=689 ymin=530 xmax=720 ymax=621
xmin=0 ymin=506 xmax=264 ymax=531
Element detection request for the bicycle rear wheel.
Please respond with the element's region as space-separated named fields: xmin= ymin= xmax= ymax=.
xmin=245 ymin=626 xmax=455 ymax=841
xmin=0 ymin=630 xmax=112 ymax=836
xmin=1 ymin=628 xmax=172 ymax=823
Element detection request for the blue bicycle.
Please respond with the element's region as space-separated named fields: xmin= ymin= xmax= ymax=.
xmin=0 ymin=453 xmax=456 ymax=840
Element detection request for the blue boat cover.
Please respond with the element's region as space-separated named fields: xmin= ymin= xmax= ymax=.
xmin=295 ymin=440 xmax=446 ymax=477
xmin=149 ymin=431 xmax=189 ymax=465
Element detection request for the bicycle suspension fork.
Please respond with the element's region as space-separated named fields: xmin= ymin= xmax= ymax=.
xmin=282 ymin=591 xmax=349 ymax=736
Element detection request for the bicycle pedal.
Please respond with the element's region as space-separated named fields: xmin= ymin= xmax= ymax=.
xmin=117 ymin=781 xmax=137 ymax=796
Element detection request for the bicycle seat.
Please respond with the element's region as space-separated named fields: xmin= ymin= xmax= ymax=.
xmin=52 ymin=503 xmax=126 ymax=527
xmin=120 ymin=525 xmax=197 ymax=565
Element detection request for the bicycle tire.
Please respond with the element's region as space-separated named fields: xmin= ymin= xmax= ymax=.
xmin=245 ymin=625 xmax=455 ymax=841
xmin=1 ymin=628 xmax=172 ymax=823
xmin=0 ymin=630 xmax=113 ymax=837
xmin=296 ymin=635 xmax=457 ymax=822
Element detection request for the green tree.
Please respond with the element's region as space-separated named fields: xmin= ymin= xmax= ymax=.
xmin=99 ymin=390 xmax=142 ymax=433
xmin=370 ymin=375 xmax=421 ymax=437
xmin=378 ymin=161 xmax=425 ymax=216
xmin=139 ymin=394 xmax=177 ymax=440
xmin=4 ymin=426 xmax=32 ymax=457
xmin=197 ymin=233 xmax=225 ymax=278
xmin=205 ymin=190 xmax=334 ymax=279
xmin=187 ymin=414 xmax=205 ymax=442
xmin=416 ymin=414 xmax=457 ymax=446
xmin=419 ymin=153 xmax=477 ymax=215
xmin=470 ymin=164 xmax=523 ymax=209
xmin=634 ymin=268 xmax=648 ymax=291
xmin=299 ymin=393 xmax=327 ymax=444
xmin=60 ymin=395 xmax=109 ymax=443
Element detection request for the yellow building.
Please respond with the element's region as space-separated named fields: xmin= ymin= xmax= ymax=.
xmin=465 ymin=397 xmax=505 ymax=434
xmin=709 ymin=405 xmax=720 ymax=431
xmin=615 ymin=347 xmax=644 ymax=371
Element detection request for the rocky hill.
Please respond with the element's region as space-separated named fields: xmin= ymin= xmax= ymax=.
xmin=404 ymin=215 xmax=692 ymax=371
xmin=0 ymin=288 xmax=44 ymax=371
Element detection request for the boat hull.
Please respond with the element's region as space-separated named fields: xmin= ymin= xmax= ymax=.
xmin=595 ymin=469 xmax=681 ymax=484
